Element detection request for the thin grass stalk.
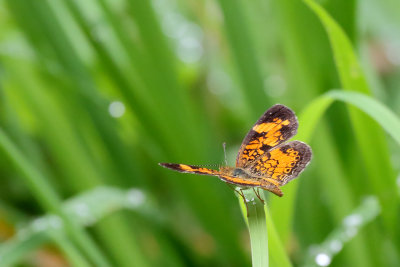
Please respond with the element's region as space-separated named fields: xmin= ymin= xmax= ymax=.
xmin=0 ymin=129 xmax=111 ymax=267
xmin=4 ymin=57 xmax=146 ymax=267
xmin=127 ymin=1 xmax=249 ymax=264
xmin=51 ymin=234 xmax=92 ymax=267
xmin=265 ymin=204 xmax=293 ymax=267
xmin=216 ymin=0 xmax=271 ymax=117
xmin=240 ymin=189 xmax=269 ymax=267
xmin=270 ymin=0 xmax=326 ymax=243
xmin=238 ymin=190 xmax=292 ymax=266
xmin=304 ymin=0 xmax=398 ymax=235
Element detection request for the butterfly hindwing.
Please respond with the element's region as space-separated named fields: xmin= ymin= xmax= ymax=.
xmin=159 ymin=104 xmax=312 ymax=198
xmin=248 ymin=141 xmax=312 ymax=185
xmin=236 ymin=104 xmax=299 ymax=168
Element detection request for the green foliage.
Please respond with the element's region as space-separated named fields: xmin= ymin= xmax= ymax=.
xmin=0 ymin=0 xmax=399 ymax=266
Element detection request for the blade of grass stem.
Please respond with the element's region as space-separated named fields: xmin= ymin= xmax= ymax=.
xmin=302 ymin=196 xmax=380 ymax=267
xmin=241 ymin=189 xmax=269 ymax=267
xmin=304 ymin=0 xmax=398 ymax=234
xmin=0 ymin=186 xmax=149 ymax=266
xmin=51 ymin=234 xmax=92 ymax=267
xmin=0 ymin=129 xmax=111 ymax=267
xmin=216 ymin=0 xmax=271 ymax=117
xmin=265 ymin=205 xmax=293 ymax=267
xmin=4 ymin=56 xmax=149 ymax=266
xmin=238 ymin=190 xmax=292 ymax=267
xmin=273 ymin=90 xmax=400 ymax=255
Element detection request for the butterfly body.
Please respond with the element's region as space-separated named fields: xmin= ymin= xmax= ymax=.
xmin=160 ymin=104 xmax=312 ymax=197
xmin=218 ymin=166 xmax=283 ymax=196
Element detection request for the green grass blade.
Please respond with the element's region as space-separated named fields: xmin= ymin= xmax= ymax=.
xmin=326 ymin=90 xmax=400 ymax=145
xmin=216 ymin=0 xmax=270 ymax=116
xmin=238 ymin=189 xmax=292 ymax=267
xmin=269 ymin=95 xmax=335 ymax=243
xmin=274 ymin=90 xmax=400 ymax=250
xmin=270 ymin=88 xmax=400 ymax=265
xmin=0 ymin=129 xmax=111 ymax=267
xmin=302 ymin=196 xmax=380 ymax=267
xmin=0 ymin=186 xmax=148 ymax=266
xmin=241 ymin=189 xmax=269 ymax=267
xmin=265 ymin=205 xmax=293 ymax=267
xmin=51 ymin=234 xmax=92 ymax=267
xmin=304 ymin=0 xmax=398 ymax=234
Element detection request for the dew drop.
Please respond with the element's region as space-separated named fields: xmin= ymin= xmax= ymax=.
xmin=315 ymin=253 xmax=331 ymax=266
xmin=32 ymin=218 xmax=48 ymax=232
xmin=329 ymin=240 xmax=343 ymax=253
xmin=126 ymin=189 xmax=145 ymax=208
xmin=177 ymin=36 xmax=203 ymax=63
xmin=73 ymin=203 xmax=95 ymax=225
xmin=345 ymin=227 xmax=358 ymax=239
xmin=48 ymin=215 xmax=63 ymax=229
xmin=108 ymin=101 xmax=125 ymax=118
xmin=343 ymin=214 xmax=362 ymax=227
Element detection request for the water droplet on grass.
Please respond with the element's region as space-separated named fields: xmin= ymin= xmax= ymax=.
xmin=315 ymin=253 xmax=331 ymax=266
xmin=108 ymin=101 xmax=125 ymax=118
xmin=126 ymin=189 xmax=145 ymax=208
xmin=32 ymin=218 xmax=48 ymax=232
xmin=48 ymin=215 xmax=63 ymax=229
xmin=343 ymin=214 xmax=362 ymax=227
xmin=73 ymin=203 xmax=95 ymax=225
xmin=329 ymin=240 xmax=343 ymax=253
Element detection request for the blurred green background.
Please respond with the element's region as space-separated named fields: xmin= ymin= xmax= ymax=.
xmin=1 ymin=0 xmax=400 ymax=266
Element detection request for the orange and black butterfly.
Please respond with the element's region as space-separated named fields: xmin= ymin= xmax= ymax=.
xmin=159 ymin=104 xmax=312 ymax=197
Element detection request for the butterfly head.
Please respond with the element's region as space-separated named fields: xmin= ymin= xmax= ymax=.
xmin=219 ymin=166 xmax=235 ymax=175
xmin=219 ymin=166 xmax=251 ymax=178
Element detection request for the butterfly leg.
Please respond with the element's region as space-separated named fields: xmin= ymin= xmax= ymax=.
xmin=239 ymin=188 xmax=250 ymax=217
xmin=226 ymin=184 xmax=250 ymax=216
xmin=253 ymin=188 xmax=265 ymax=204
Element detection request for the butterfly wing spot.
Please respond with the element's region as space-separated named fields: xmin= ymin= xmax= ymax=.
xmin=252 ymin=119 xmax=290 ymax=134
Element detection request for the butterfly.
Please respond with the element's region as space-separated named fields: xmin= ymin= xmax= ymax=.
xmin=159 ymin=104 xmax=312 ymax=198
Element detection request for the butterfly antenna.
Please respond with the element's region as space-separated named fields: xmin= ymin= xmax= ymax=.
xmin=191 ymin=163 xmax=219 ymax=168
xmin=222 ymin=142 xmax=228 ymax=166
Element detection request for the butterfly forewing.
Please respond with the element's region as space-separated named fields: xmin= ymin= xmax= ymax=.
xmin=235 ymin=104 xmax=299 ymax=168
xmin=159 ymin=163 xmax=220 ymax=176
xmin=159 ymin=104 xmax=312 ymax=198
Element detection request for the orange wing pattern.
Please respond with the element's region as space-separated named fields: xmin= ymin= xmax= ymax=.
xmin=159 ymin=163 xmax=220 ymax=176
xmin=236 ymin=104 xmax=298 ymax=168
xmin=248 ymin=141 xmax=312 ymax=185
xmin=159 ymin=104 xmax=312 ymax=198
